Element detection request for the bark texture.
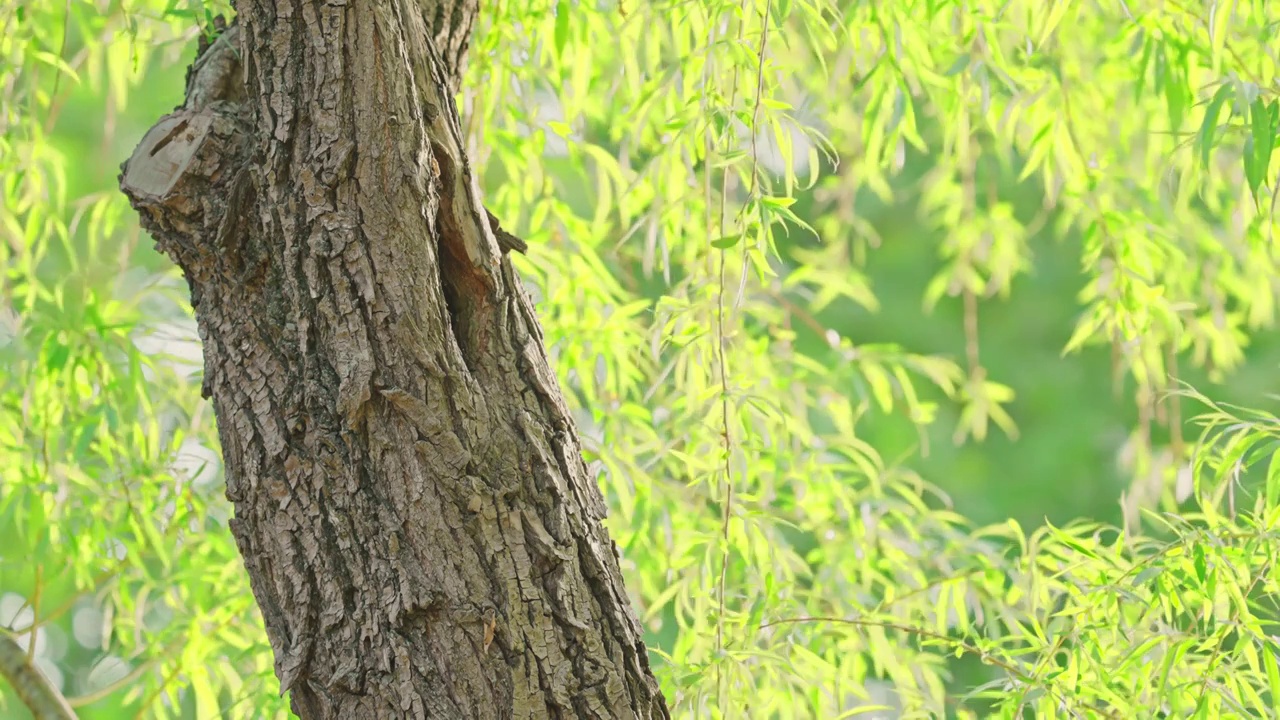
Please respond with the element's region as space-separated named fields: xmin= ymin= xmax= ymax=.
xmin=119 ymin=3 xmax=670 ymax=718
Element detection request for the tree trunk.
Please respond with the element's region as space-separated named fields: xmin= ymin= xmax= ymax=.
xmin=118 ymin=3 xmax=670 ymax=719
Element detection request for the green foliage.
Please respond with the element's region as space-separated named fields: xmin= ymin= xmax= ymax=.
xmin=3 ymin=0 xmax=1280 ymax=718
xmin=1 ymin=2 xmax=282 ymax=718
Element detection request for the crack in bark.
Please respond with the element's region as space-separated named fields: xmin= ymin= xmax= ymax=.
xmin=427 ymin=138 xmax=491 ymax=377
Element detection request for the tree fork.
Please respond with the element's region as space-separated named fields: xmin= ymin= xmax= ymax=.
xmin=119 ymin=4 xmax=669 ymax=719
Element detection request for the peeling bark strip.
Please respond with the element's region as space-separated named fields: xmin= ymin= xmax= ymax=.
xmin=119 ymin=3 xmax=669 ymax=719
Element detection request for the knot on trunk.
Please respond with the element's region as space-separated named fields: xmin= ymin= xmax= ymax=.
xmin=119 ymin=21 xmax=253 ymax=284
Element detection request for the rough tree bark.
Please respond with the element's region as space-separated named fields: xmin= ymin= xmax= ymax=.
xmin=118 ymin=3 xmax=670 ymax=718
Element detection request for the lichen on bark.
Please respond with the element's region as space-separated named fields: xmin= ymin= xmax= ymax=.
xmin=119 ymin=3 xmax=670 ymax=718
